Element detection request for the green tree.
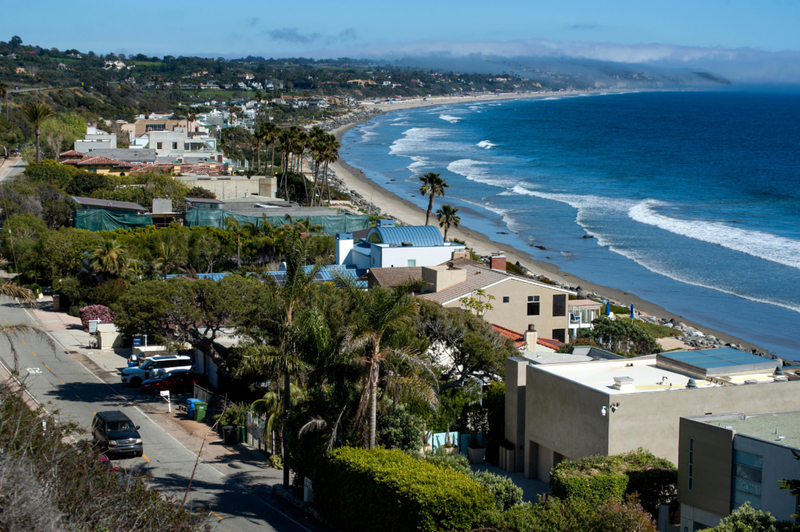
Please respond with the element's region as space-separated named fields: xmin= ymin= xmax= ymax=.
xmin=90 ymin=239 xmax=127 ymax=279
xmin=21 ymin=101 xmax=56 ymax=164
xmin=589 ymin=316 xmax=661 ymax=356
xmin=436 ymin=204 xmax=460 ymax=241
xmin=341 ymin=284 xmax=426 ymax=449
xmin=419 ymin=171 xmax=448 ymax=226
xmin=708 ymin=502 xmax=793 ymax=532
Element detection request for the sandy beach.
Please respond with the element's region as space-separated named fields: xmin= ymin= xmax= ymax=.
xmin=328 ymin=100 xmax=768 ymax=354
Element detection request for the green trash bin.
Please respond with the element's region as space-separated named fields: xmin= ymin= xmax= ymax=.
xmin=194 ymin=402 xmax=208 ymax=422
xmin=240 ymin=426 xmax=246 ymax=443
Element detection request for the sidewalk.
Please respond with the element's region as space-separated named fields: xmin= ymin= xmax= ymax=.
xmin=30 ymin=296 xmax=285 ymax=488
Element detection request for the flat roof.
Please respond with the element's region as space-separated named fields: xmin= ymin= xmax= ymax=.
xmin=699 ymin=411 xmax=800 ymax=450
xmin=657 ymin=348 xmax=779 ymax=378
xmin=535 ymin=356 xmax=719 ymax=394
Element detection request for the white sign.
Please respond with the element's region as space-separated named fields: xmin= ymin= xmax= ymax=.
xmin=26 ymin=368 xmax=42 ymax=374
xmin=159 ymin=390 xmax=170 ymax=398
xmin=88 ymin=320 xmax=100 ymax=334
xmin=160 ymin=390 xmax=171 ymax=412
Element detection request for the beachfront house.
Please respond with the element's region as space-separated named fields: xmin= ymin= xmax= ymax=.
xmin=335 ymin=219 xmax=466 ymax=269
xmin=504 ymin=349 xmax=800 ymax=488
xmin=418 ymin=256 xmax=576 ymax=343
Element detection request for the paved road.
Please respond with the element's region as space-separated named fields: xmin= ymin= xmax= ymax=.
xmin=0 ymin=296 xmax=329 ymax=532
xmin=0 ymin=156 xmax=25 ymax=182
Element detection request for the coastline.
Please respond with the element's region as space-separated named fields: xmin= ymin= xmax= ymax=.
xmin=327 ymin=99 xmax=768 ymax=355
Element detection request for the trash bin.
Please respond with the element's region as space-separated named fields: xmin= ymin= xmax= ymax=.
xmin=240 ymin=426 xmax=246 ymax=443
xmin=187 ymin=398 xmax=202 ymax=419
xmin=222 ymin=425 xmax=236 ymax=445
xmin=194 ymin=402 xmax=208 ymax=422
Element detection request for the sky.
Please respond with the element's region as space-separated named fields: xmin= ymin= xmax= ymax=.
xmin=4 ymin=0 xmax=800 ymax=82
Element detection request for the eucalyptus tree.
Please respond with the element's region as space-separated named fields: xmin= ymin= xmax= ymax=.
xmin=436 ymin=204 xmax=461 ymax=241
xmin=419 ymin=172 xmax=448 ymax=226
xmin=21 ymin=101 xmax=56 ymax=164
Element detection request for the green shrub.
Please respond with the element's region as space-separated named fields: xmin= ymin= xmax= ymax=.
xmin=549 ymin=449 xmax=676 ymax=516
xmin=424 ymin=447 xmax=471 ymax=475
xmin=472 ymin=470 xmax=524 ymax=510
xmin=315 ymin=447 xmax=494 ymax=532
xmin=377 ymin=408 xmax=425 ymax=452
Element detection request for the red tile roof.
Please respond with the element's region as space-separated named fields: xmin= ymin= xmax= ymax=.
xmin=59 ymin=150 xmax=85 ymax=158
xmin=76 ymin=156 xmax=134 ymax=168
xmin=492 ymin=324 xmax=525 ymax=348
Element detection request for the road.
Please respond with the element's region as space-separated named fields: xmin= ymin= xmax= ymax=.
xmin=0 ymin=296 xmax=329 ymax=532
xmin=0 ymin=156 xmax=25 ymax=182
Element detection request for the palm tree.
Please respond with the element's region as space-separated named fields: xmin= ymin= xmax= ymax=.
xmin=263 ymin=123 xmax=280 ymax=176
xmin=238 ymin=239 xmax=323 ymax=488
xmin=419 ymin=172 xmax=448 ymax=226
xmin=225 ymin=215 xmax=244 ymax=268
xmin=254 ymin=123 xmax=267 ymax=175
xmin=341 ymin=285 xmax=422 ymax=449
xmin=21 ymin=101 xmax=56 ymax=164
xmin=319 ymin=133 xmax=340 ymax=206
xmin=436 ymin=205 xmax=461 ymax=241
xmin=0 ymin=82 xmax=7 ymax=121
xmin=250 ymin=382 xmax=304 ymax=455
xmin=153 ymin=241 xmax=184 ymax=280
xmin=90 ymin=239 xmax=126 ymax=279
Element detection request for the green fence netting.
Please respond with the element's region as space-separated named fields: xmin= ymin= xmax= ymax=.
xmin=74 ymin=209 xmax=154 ymax=231
xmin=183 ymin=209 xmax=370 ymax=236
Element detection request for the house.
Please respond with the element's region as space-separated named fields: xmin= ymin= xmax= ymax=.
xmin=61 ymin=155 xmax=133 ymax=175
xmin=418 ymin=255 xmax=575 ymax=343
xmin=185 ymin=197 xmax=224 ymax=210
xmin=66 ymin=148 xmax=157 ymax=165
xmin=72 ymin=196 xmax=147 ymax=215
xmin=335 ymin=219 xmax=466 ymax=270
xmin=678 ymin=408 xmax=800 ymax=530
xmin=568 ymin=299 xmax=603 ymax=338
xmin=71 ymin=196 xmax=152 ymax=231
xmin=74 ymin=127 xmax=117 ymax=151
xmin=504 ymin=348 xmax=800 ymax=485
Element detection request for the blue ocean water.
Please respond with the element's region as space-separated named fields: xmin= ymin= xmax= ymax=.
xmin=339 ymin=91 xmax=800 ymax=359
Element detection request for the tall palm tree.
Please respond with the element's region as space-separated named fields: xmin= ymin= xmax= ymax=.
xmin=320 ymin=133 xmax=341 ymax=207
xmin=295 ymin=131 xmax=309 ymax=203
xmin=0 ymin=82 xmax=8 ymax=121
xmin=90 ymin=239 xmax=126 ymax=279
xmin=21 ymin=101 xmax=55 ymax=164
xmin=341 ymin=285 xmax=422 ymax=449
xmin=436 ymin=205 xmax=461 ymax=241
xmin=254 ymin=123 xmax=267 ymax=175
xmin=225 ymin=215 xmax=244 ymax=269
xmin=263 ymin=122 xmax=280 ymax=176
xmin=419 ymin=172 xmax=448 ymax=226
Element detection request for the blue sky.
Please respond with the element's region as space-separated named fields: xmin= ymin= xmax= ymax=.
xmin=4 ymin=0 xmax=800 ymax=81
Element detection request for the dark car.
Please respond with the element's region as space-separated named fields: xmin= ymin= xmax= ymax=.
xmin=91 ymin=411 xmax=143 ymax=458
xmin=140 ymin=369 xmax=205 ymax=395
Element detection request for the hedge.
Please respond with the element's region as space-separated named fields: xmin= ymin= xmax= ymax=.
xmin=314 ymin=447 xmax=494 ymax=532
xmin=549 ymin=449 xmax=676 ymax=516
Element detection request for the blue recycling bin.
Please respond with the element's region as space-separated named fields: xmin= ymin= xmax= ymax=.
xmin=187 ymin=398 xmax=202 ymax=419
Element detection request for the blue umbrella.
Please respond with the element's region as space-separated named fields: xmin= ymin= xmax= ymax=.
xmin=605 ymin=300 xmax=610 ymax=316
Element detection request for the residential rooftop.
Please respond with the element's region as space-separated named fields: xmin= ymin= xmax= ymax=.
xmin=535 ymin=348 xmax=789 ymax=395
xmin=698 ymin=411 xmax=800 ymax=450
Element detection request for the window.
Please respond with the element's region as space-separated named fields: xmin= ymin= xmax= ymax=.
xmin=407 ymin=259 xmax=416 ymax=267
xmin=172 ymin=142 xmax=178 ymax=149
xmin=552 ymin=329 xmax=566 ymax=343
xmin=553 ymin=294 xmax=566 ymax=317
xmin=503 ymin=296 xmax=510 ymax=303
xmin=156 ymin=142 xmax=163 ymax=149
xmin=733 ymin=450 xmax=763 ymax=510
xmin=688 ymin=438 xmax=694 ymax=491
xmin=527 ymin=295 xmax=540 ymax=316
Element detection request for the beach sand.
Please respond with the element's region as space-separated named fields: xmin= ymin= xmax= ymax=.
xmin=328 ymin=110 xmax=766 ymax=354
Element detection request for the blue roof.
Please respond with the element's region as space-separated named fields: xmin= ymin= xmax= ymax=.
xmin=366 ymin=225 xmax=444 ymax=247
xmin=167 ymin=273 xmax=231 ymax=281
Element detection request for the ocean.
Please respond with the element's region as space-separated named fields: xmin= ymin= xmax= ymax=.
xmin=339 ymin=90 xmax=800 ymax=360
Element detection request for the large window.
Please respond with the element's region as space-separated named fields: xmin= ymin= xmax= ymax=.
xmin=733 ymin=450 xmax=763 ymax=510
xmin=527 ymin=295 xmax=540 ymax=316
xmin=553 ymin=294 xmax=566 ymax=317
xmin=156 ymin=142 xmax=163 ymax=149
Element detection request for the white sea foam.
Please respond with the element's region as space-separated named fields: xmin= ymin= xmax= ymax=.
xmin=439 ymin=114 xmax=461 ymax=123
xmin=389 ymin=127 xmax=451 ymax=156
xmin=477 ymin=140 xmax=496 ymax=149
xmin=448 ymin=159 xmax=510 ymax=188
xmin=629 ymin=201 xmax=800 ymax=271
xmin=408 ymin=156 xmax=431 ymax=172
xmin=541 ymin=97 xmax=561 ymax=101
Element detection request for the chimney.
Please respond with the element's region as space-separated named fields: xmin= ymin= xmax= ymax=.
xmin=525 ymin=324 xmax=538 ymax=351
xmin=489 ymin=252 xmax=506 ymax=272
xmin=451 ymin=250 xmax=469 ymax=260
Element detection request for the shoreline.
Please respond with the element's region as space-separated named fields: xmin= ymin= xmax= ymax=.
xmin=326 ymin=99 xmax=770 ymax=356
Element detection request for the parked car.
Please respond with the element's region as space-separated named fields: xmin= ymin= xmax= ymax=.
xmin=9 ymin=149 xmax=19 ymax=156
xmin=120 ymin=354 xmax=193 ymax=386
xmin=140 ymin=369 xmax=206 ymax=395
xmin=91 ymin=411 xmax=143 ymax=458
